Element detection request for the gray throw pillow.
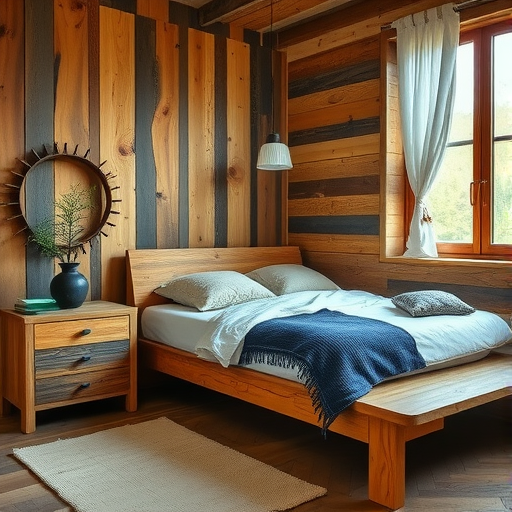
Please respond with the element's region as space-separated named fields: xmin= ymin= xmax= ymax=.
xmin=391 ymin=290 xmax=475 ymax=317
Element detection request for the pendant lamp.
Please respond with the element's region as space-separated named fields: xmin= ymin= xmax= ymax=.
xmin=256 ymin=0 xmax=293 ymax=171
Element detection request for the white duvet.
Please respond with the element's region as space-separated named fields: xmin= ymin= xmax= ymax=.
xmin=194 ymin=290 xmax=512 ymax=368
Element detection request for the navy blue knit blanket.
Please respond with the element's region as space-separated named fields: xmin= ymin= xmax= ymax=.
xmin=239 ymin=309 xmax=426 ymax=433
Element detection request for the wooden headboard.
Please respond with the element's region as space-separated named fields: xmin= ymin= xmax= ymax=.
xmin=126 ymin=246 xmax=303 ymax=312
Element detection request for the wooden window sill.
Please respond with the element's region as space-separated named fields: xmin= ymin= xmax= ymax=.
xmin=380 ymin=256 xmax=512 ymax=270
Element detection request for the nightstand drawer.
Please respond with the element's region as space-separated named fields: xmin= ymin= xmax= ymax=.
xmin=35 ymin=367 xmax=130 ymax=406
xmin=35 ymin=316 xmax=130 ymax=349
xmin=35 ymin=340 xmax=129 ymax=377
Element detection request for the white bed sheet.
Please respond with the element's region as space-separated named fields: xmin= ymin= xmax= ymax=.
xmin=141 ymin=290 xmax=512 ymax=383
xmin=141 ymin=304 xmax=300 ymax=380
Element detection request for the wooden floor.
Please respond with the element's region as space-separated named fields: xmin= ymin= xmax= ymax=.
xmin=0 ymin=376 xmax=511 ymax=512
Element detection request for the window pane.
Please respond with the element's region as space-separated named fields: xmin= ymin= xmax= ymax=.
xmin=492 ymin=140 xmax=512 ymax=244
xmin=449 ymin=42 xmax=473 ymax=143
xmin=430 ymin=42 xmax=474 ymax=245
xmin=493 ymin=32 xmax=512 ymax=138
xmin=491 ymin=31 xmax=512 ymax=245
xmin=430 ymin=145 xmax=473 ymax=243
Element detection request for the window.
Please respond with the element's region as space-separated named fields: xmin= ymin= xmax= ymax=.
xmin=424 ymin=20 xmax=512 ymax=258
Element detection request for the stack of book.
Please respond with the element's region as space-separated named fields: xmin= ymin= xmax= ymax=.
xmin=15 ymin=298 xmax=60 ymax=314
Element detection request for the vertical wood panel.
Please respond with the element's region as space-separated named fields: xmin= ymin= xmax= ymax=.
xmin=87 ymin=0 xmax=102 ymax=300
xmin=214 ymin=35 xmax=228 ymax=247
xmin=99 ymin=6 xmax=136 ymax=304
xmin=381 ymin=32 xmax=405 ymax=258
xmin=0 ymin=0 xmax=26 ymax=308
xmin=227 ymin=38 xmax=251 ymax=247
xmin=188 ymin=28 xmax=215 ymax=248
xmin=136 ymin=0 xmax=169 ymax=21
xmin=135 ymin=15 xmax=157 ymax=249
xmin=0 ymin=2 xmax=287 ymax=309
xmin=154 ymin=21 xmax=180 ymax=248
xmin=54 ymin=0 xmax=89 ymax=146
xmin=277 ymin=50 xmax=288 ymax=245
xmin=246 ymin=29 xmax=263 ymax=247
xmin=25 ymin=0 xmax=54 ymax=298
xmin=54 ymin=0 xmax=92 ymax=299
xmin=171 ymin=4 xmax=191 ymax=248
xmin=255 ymin=44 xmax=277 ymax=246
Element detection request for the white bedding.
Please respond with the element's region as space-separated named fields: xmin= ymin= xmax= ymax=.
xmin=141 ymin=290 xmax=512 ymax=381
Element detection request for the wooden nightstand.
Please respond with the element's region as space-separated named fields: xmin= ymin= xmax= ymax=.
xmin=0 ymin=301 xmax=137 ymax=433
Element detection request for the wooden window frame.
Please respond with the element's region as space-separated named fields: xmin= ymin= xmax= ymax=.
xmin=403 ymin=19 xmax=512 ymax=261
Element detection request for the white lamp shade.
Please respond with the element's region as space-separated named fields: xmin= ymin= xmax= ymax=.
xmin=256 ymin=134 xmax=293 ymax=171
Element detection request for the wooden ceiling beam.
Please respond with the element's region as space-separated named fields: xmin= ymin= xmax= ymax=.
xmin=278 ymin=0 xmax=417 ymax=48
xmin=278 ymin=0 xmax=511 ymax=48
xmin=198 ymin=0 xmax=351 ymax=32
xmin=198 ymin=0 xmax=264 ymax=26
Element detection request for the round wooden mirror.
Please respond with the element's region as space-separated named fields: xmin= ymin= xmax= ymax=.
xmin=6 ymin=144 xmax=119 ymax=250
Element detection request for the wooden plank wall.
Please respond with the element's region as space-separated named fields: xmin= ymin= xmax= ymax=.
xmin=287 ymin=34 xmax=381 ymax=255
xmin=281 ymin=0 xmax=512 ymax=313
xmin=0 ymin=0 xmax=286 ymax=309
xmin=0 ymin=0 xmax=26 ymax=311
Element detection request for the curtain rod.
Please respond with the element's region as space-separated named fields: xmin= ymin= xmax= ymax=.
xmin=380 ymin=0 xmax=497 ymax=30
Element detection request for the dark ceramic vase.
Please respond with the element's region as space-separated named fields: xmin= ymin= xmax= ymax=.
xmin=50 ymin=262 xmax=89 ymax=309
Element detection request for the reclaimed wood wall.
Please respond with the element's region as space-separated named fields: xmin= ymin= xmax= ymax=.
xmin=0 ymin=0 xmax=286 ymax=309
xmin=281 ymin=0 xmax=512 ymax=313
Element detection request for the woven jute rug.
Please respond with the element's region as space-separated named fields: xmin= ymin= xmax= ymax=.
xmin=13 ymin=416 xmax=326 ymax=512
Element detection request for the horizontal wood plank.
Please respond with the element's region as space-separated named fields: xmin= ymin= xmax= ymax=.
xmin=289 ymin=215 xmax=379 ymax=235
xmin=289 ymin=195 xmax=379 ymax=217
xmin=289 ymin=153 xmax=380 ymax=182
xmin=289 ymin=174 xmax=380 ymax=199
xmin=289 ymin=78 xmax=380 ymax=117
xmin=290 ymin=97 xmax=380 ymax=133
xmin=290 ymin=133 xmax=380 ymax=164
xmin=288 ymin=34 xmax=380 ymax=82
xmin=289 ymin=233 xmax=380 ymax=254
xmin=290 ymin=117 xmax=380 ymax=147
xmin=289 ymin=60 xmax=380 ymax=99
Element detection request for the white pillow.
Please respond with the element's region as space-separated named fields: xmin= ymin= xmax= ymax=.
xmin=154 ymin=270 xmax=275 ymax=311
xmin=246 ymin=264 xmax=340 ymax=296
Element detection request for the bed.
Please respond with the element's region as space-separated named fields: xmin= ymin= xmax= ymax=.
xmin=126 ymin=246 xmax=512 ymax=510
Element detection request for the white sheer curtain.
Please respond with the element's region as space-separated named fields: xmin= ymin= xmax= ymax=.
xmin=392 ymin=3 xmax=459 ymax=257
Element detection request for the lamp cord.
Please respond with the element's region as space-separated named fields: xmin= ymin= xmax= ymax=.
xmin=270 ymin=0 xmax=275 ymax=135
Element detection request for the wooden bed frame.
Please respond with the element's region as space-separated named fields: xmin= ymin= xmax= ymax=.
xmin=126 ymin=246 xmax=512 ymax=510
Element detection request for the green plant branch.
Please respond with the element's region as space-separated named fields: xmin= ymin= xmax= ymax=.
xmin=28 ymin=184 xmax=97 ymax=263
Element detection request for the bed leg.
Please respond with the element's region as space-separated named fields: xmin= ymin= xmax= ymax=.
xmin=368 ymin=417 xmax=406 ymax=510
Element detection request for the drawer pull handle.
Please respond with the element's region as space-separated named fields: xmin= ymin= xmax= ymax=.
xmin=81 ymin=329 xmax=92 ymax=336
xmin=79 ymin=382 xmax=91 ymax=389
xmin=81 ymin=355 xmax=91 ymax=362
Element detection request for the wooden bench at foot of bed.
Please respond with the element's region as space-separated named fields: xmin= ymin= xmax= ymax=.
xmin=126 ymin=246 xmax=512 ymax=511
xmin=138 ymin=339 xmax=512 ymax=510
